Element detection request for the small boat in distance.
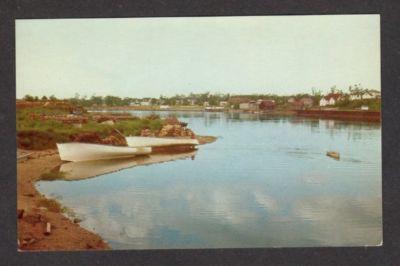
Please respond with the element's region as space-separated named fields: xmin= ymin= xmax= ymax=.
xmin=326 ymin=151 xmax=340 ymax=160
xmin=57 ymin=143 xmax=151 ymax=162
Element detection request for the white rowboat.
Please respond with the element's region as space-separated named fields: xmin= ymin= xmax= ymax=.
xmin=57 ymin=143 xmax=151 ymax=162
xmin=125 ymin=136 xmax=199 ymax=148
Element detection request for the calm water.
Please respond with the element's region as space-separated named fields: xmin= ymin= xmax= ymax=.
xmin=37 ymin=111 xmax=382 ymax=249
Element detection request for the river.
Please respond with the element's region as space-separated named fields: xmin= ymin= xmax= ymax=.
xmin=36 ymin=111 xmax=382 ymax=249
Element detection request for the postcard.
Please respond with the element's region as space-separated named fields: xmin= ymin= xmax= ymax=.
xmin=16 ymin=15 xmax=381 ymax=251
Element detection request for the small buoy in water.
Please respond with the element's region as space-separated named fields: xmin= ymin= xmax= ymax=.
xmin=326 ymin=151 xmax=340 ymax=160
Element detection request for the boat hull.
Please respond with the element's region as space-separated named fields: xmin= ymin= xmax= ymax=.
xmin=125 ymin=136 xmax=199 ymax=148
xmin=56 ymin=143 xmax=151 ymax=162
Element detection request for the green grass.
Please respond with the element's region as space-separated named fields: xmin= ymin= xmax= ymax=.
xmin=40 ymin=171 xmax=66 ymax=181
xmin=334 ymin=98 xmax=381 ymax=111
xmin=17 ymin=106 xmax=164 ymax=149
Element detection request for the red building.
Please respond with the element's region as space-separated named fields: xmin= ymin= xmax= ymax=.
xmin=258 ymin=100 xmax=276 ymax=110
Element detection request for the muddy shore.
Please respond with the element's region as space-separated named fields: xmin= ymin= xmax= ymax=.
xmin=17 ymin=136 xmax=216 ymax=251
xmin=17 ymin=150 xmax=110 ymax=251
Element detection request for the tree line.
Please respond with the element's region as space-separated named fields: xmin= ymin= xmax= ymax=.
xmin=20 ymin=84 xmax=378 ymax=107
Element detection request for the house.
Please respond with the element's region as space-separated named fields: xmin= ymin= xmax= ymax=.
xmin=363 ymin=90 xmax=381 ymax=99
xmin=203 ymin=101 xmax=209 ymax=107
xmin=248 ymin=101 xmax=258 ymax=110
xmin=229 ymin=96 xmax=251 ymax=105
xmin=300 ymin=97 xmax=313 ymax=108
xmin=189 ymin=99 xmax=196 ymax=106
xmin=239 ymin=101 xmax=258 ymax=111
xmin=219 ymin=101 xmax=228 ymax=107
xmin=140 ymin=101 xmax=151 ymax=106
xmin=160 ymin=105 xmax=170 ymax=110
xmin=288 ymin=97 xmax=313 ymax=110
xmin=319 ymin=93 xmax=343 ymax=106
xmin=290 ymin=100 xmax=305 ymax=110
xmin=287 ymin=97 xmax=296 ymax=104
xmin=239 ymin=103 xmax=250 ymax=110
xmin=349 ymin=90 xmax=380 ymax=100
xmin=259 ymin=100 xmax=276 ymax=110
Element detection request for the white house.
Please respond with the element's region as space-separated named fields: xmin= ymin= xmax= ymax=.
xmin=219 ymin=101 xmax=228 ymax=107
xmin=319 ymin=93 xmax=342 ymax=107
xmin=350 ymin=90 xmax=380 ymax=101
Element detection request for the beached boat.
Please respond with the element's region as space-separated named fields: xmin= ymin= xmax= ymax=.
xmin=56 ymin=143 xmax=152 ymax=162
xmin=125 ymin=136 xmax=199 ymax=148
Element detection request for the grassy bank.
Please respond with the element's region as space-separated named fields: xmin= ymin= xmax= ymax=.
xmin=17 ymin=106 xmax=163 ymax=150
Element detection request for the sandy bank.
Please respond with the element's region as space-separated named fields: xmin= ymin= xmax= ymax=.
xmin=17 ymin=150 xmax=110 ymax=251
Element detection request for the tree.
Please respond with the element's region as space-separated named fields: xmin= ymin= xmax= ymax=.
xmin=41 ymin=96 xmax=48 ymax=100
xmin=23 ymin=94 xmax=34 ymax=101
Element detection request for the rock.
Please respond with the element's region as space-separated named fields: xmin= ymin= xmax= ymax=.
xmin=17 ymin=209 xmax=24 ymax=219
xmin=140 ymin=128 xmax=154 ymax=137
xmin=73 ymin=218 xmax=82 ymax=223
xmin=163 ymin=116 xmax=180 ymax=125
xmin=72 ymin=132 xmax=102 ymax=144
xmin=101 ymin=134 xmax=127 ymax=146
xmin=157 ymin=124 xmax=196 ymax=138
xmin=23 ymin=193 xmax=34 ymax=197
xmin=86 ymin=243 xmax=93 ymax=249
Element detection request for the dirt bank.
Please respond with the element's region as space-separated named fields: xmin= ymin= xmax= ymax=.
xmin=17 ymin=150 xmax=110 ymax=251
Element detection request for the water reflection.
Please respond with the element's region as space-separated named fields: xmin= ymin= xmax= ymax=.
xmin=58 ymin=151 xmax=197 ymax=180
xmin=37 ymin=111 xmax=381 ymax=249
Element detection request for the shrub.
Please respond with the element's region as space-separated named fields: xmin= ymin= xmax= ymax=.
xmin=40 ymin=171 xmax=66 ymax=181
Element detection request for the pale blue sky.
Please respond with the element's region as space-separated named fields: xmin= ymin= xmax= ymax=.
xmin=16 ymin=15 xmax=380 ymax=98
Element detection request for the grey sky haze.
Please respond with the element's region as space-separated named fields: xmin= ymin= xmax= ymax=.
xmin=16 ymin=15 xmax=380 ymax=98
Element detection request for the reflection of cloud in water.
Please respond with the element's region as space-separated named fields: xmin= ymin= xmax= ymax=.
xmin=253 ymin=190 xmax=278 ymax=212
xmin=293 ymin=196 xmax=382 ymax=246
xmin=67 ymin=179 xmax=381 ymax=248
xmin=301 ymin=172 xmax=328 ymax=185
xmin=71 ymin=184 xmax=281 ymax=248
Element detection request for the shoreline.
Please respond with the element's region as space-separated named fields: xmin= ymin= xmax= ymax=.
xmin=17 ymin=136 xmax=216 ymax=251
xmin=88 ymin=107 xmax=381 ymax=123
xmin=17 ymin=150 xmax=110 ymax=251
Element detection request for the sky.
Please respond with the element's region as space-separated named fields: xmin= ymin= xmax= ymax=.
xmin=16 ymin=15 xmax=380 ymax=99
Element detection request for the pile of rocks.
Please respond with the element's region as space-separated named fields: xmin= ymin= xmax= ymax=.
xmin=140 ymin=128 xmax=155 ymax=137
xmin=157 ymin=124 xmax=195 ymax=138
xmin=139 ymin=116 xmax=195 ymax=138
xmin=72 ymin=131 xmax=127 ymax=146
xmin=101 ymin=134 xmax=127 ymax=146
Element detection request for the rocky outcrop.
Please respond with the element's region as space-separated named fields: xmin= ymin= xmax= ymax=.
xmin=140 ymin=128 xmax=155 ymax=137
xmin=72 ymin=131 xmax=127 ymax=146
xmin=157 ymin=124 xmax=195 ymax=138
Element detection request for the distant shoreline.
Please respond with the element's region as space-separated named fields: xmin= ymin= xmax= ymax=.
xmin=89 ymin=106 xmax=381 ymax=123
